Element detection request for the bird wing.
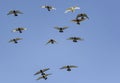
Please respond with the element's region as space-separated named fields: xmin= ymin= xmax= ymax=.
xmin=67 ymin=37 xmax=74 ymax=40
xmin=7 ymin=10 xmax=13 ymax=15
xmin=60 ymin=66 xmax=68 ymax=69
xmin=9 ymin=39 xmax=14 ymax=43
xmin=20 ymin=28 xmax=27 ymax=30
xmin=51 ymin=7 xmax=56 ymax=10
xmin=15 ymin=10 xmax=23 ymax=14
xmin=41 ymin=6 xmax=46 ymax=8
xmin=69 ymin=65 xmax=78 ymax=68
xmin=54 ymin=27 xmax=60 ymax=30
xmin=62 ymin=26 xmax=68 ymax=30
xmin=44 ymin=74 xmax=52 ymax=77
xmin=83 ymin=13 xmax=89 ymax=19
xmin=36 ymin=76 xmax=43 ymax=80
xmin=15 ymin=38 xmax=23 ymax=41
xmin=74 ymin=6 xmax=80 ymax=10
xmin=42 ymin=68 xmax=50 ymax=72
xmin=76 ymin=37 xmax=84 ymax=40
xmin=34 ymin=71 xmax=41 ymax=75
xmin=64 ymin=8 xmax=72 ymax=13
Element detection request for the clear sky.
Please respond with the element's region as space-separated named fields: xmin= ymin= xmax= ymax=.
xmin=0 ymin=0 xmax=120 ymax=83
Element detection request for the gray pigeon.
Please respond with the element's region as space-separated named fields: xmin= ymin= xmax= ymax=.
xmin=60 ymin=65 xmax=78 ymax=71
xmin=7 ymin=10 xmax=23 ymax=16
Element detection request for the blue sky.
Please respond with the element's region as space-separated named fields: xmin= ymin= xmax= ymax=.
xmin=0 ymin=0 xmax=120 ymax=83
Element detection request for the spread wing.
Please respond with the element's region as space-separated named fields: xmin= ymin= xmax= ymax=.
xmin=54 ymin=27 xmax=60 ymax=30
xmin=67 ymin=37 xmax=74 ymax=40
xmin=60 ymin=66 xmax=68 ymax=69
xmin=62 ymin=26 xmax=68 ymax=30
xmin=34 ymin=71 xmax=41 ymax=75
xmin=73 ymin=6 xmax=80 ymax=10
xmin=69 ymin=65 xmax=78 ymax=68
xmin=15 ymin=10 xmax=23 ymax=14
xmin=42 ymin=68 xmax=50 ymax=72
xmin=64 ymin=8 xmax=72 ymax=13
xmin=36 ymin=76 xmax=43 ymax=80
xmin=7 ymin=10 xmax=14 ymax=15
xmin=16 ymin=38 xmax=22 ymax=40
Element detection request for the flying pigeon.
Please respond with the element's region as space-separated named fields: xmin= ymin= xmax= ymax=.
xmin=46 ymin=39 xmax=57 ymax=44
xmin=60 ymin=65 xmax=78 ymax=71
xmin=67 ymin=37 xmax=84 ymax=42
xmin=36 ymin=74 xmax=52 ymax=80
xmin=64 ymin=6 xmax=80 ymax=13
xmin=72 ymin=18 xmax=85 ymax=25
xmin=54 ymin=26 xmax=68 ymax=32
xmin=12 ymin=27 xmax=27 ymax=33
xmin=7 ymin=10 xmax=23 ymax=16
xmin=76 ymin=13 xmax=89 ymax=20
xmin=34 ymin=68 xmax=50 ymax=75
xmin=41 ymin=5 xmax=56 ymax=11
xmin=9 ymin=38 xmax=23 ymax=43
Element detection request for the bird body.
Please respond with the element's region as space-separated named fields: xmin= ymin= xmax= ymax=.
xmin=7 ymin=10 xmax=23 ymax=16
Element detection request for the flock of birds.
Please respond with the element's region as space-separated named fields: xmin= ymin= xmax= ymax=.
xmin=7 ymin=5 xmax=89 ymax=44
xmin=6 ymin=2 xmax=89 ymax=81
xmin=34 ymin=65 xmax=78 ymax=80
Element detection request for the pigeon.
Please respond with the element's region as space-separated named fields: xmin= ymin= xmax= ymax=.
xmin=46 ymin=39 xmax=57 ymax=44
xmin=41 ymin=5 xmax=56 ymax=11
xmin=60 ymin=65 xmax=78 ymax=71
xmin=67 ymin=37 xmax=84 ymax=42
xmin=54 ymin=26 xmax=68 ymax=32
xmin=36 ymin=74 xmax=52 ymax=80
xmin=76 ymin=13 xmax=89 ymax=20
xmin=7 ymin=10 xmax=23 ymax=16
xmin=64 ymin=6 xmax=80 ymax=13
xmin=72 ymin=18 xmax=85 ymax=25
xmin=34 ymin=68 xmax=50 ymax=75
xmin=12 ymin=27 xmax=27 ymax=33
xmin=9 ymin=38 xmax=23 ymax=43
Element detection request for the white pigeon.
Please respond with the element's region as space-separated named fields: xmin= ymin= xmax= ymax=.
xmin=64 ymin=6 xmax=80 ymax=13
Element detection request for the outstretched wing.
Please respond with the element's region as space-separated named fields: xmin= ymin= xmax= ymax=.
xmin=60 ymin=66 xmax=68 ymax=69
xmin=64 ymin=8 xmax=72 ymax=13
xmin=69 ymin=65 xmax=78 ymax=68
xmin=54 ymin=27 xmax=60 ymax=30
xmin=76 ymin=37 xmax=84 ymax=41
xmin=36 ymin=76 xmax=43 ymax=80
xmin=67 ymin=37 xmax=74 ymax=40
xmin=62 ymin=26 xmax=68 ymax=30
xmin=15 ymin=38 xmax=23 ymax=41
xmin=7 ymin=10 xmax=13 ymax=15
xmin=34 ymin=71 xmax=41 ymax=75
xmin=42 ymin=68 xmax=50 ymax=72
xmin=73 ymin=6 xmax=80 ymax=10
xmin=15 ymin=10 xmax=23 ymax=14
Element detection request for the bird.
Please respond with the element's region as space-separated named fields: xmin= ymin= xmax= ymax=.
xmin=9 ymin=38 xmax=23 ymax=43
xmin=7 ymin=10 xmax=23 ymax=16
xmin=36 ymin=74 xmax=52 ymax=80
xmin=67 ymin=37 xmax=84 ymax=42
xmin=46 ymin=39 xmax=57 ymax=44
xmin=71 ymin=18 xmax=85 ymax=25
xmin=64 ymin=6 xmax=80 ymax=13
xmin=60 ymin=65 xmax=78 ymax=71
xmin=76 ymin=13 xmax=89 ymax=20
xmin=54 ymin=26 xmax=68 ymax=32
xmin=41 ymin=5 xmax=56 ymax=11
xmin=34 ymin=68 xmax=50 ymax=75
xmin=12 ymin=27 xmax=27 ymax=33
